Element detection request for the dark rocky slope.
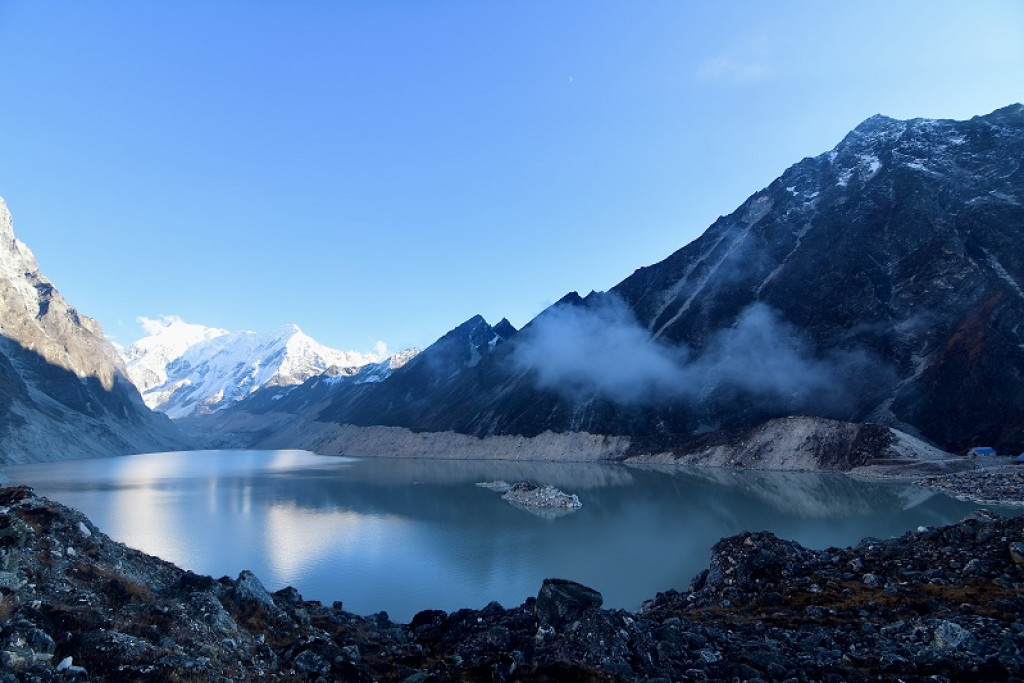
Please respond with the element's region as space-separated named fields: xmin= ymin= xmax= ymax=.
xmin=1 ymin=485 xmax=1022 ymax=681
xmin=0 ymin=198 xmax=186 ymax=463
xmin=300 ymin=105 xmax=1024 ymax=456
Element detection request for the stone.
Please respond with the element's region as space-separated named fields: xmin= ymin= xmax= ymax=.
xmin=535 ymin=578 xmax=603 ymax=628
xmin=862 ymin=573 xmax=883 ymax=587
xmin=234 ymin=570 xmax=276 ymax=610
xmin=0 ymin=619 xmax=56 ymax=667
xmin=0 ymin=570 xmax=25 ymax=591
xmin=1009 ymin=542 xmax=1024 ymax=566
xmin=932 ymin=620 xmax=974 ymax=651
xmin=293 ymin=649 xmax=330 ymax=676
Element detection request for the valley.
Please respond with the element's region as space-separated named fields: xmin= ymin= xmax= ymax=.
xmin=1 ymin=103 xmax=1023 ymax=680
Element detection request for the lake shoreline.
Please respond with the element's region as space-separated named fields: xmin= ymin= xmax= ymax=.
xmin=11 ymin=449 xmax=995 ymax=621
xmin=304 ymin=418 xmax=1024 ymax=507
xmin=1 ymin=484 xmax=1022 ymax=680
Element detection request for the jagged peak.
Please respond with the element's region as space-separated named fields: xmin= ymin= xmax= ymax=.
xmin=448 ymin=314 xmax=490 ymax=335
xmin=555 ymin=291 xmax=585 ymax=307
xmin=494 ymin=318 xmax=517 ymax=338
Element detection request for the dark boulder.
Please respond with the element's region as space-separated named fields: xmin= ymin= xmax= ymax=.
xmin=535 ymin=578 xmax=603 ymax=628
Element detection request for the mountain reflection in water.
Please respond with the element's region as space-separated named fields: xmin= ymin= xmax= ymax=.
xmin=3 ymin=450 xmax=1013 ymax=622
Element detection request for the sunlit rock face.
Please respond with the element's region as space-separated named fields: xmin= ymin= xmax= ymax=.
xmin=301 ymin=105 xmax=1024 ymax=455
xmin=0 ymin=197 xmax=186 ymax=463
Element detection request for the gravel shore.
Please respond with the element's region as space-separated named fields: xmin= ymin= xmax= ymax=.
xmin=850 ymin=455 xmax=1024 ymax=507
xmin=918 ymin=463 xmax=1024 ymax=506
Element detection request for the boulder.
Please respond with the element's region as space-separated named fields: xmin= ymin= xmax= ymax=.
xmin=535 ymin=578 xmax=603 ymax=628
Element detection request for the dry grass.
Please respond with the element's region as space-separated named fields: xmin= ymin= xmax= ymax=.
xmin=73 ymin=562 xmax=155 ymax=604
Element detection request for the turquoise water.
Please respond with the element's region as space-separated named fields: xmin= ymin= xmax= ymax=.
xmin=3 ymin=450 xmax=1012 ymax=622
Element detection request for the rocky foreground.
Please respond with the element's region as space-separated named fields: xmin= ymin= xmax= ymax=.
xmin=1 ymin=486 xmax=1023 ymax=681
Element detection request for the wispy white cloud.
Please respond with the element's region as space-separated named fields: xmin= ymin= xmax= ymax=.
xmin=695 ymin=55 xmax=771 ymax=84
xmin=137 ymin=314 xmax=184 ymax=335
xmin=695 ymin=39 xmax=773 ymax=85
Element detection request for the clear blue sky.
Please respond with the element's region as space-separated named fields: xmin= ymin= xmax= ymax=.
xmin=1 ymin=2 xmax=1022 ymax=353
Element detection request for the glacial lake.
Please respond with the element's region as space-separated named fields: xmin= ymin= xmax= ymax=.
xmin=3 ymin=449 xmax=1017 ymax=622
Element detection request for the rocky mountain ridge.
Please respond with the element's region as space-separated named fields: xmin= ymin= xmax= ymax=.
xmin=0 ymin=198 xmax=185 ymax=464
xmin=283 ymin=104 xmax=1024 ymax=456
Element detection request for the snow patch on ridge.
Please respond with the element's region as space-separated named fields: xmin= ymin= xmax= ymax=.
xmin=983 ymin=249 xmax=1024 ymax=301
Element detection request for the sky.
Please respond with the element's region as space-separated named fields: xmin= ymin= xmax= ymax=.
xmin=1 ymin=2 xmax=1022 ymax=354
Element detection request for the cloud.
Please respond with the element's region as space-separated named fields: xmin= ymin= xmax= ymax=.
xmin=695 ymin=40 xmax=773 ymax=85
xmin=510 ymin=294 xmax=893 ymax=418
xmin=137 ymin=314 xmax=184 ymax=336
xmin=684 ymin=302 xmax=887 ymax=415
xmin=695 ymin=55 xmax=771 ymax=84
xmin=510 ymin=294 xmax=688 ymax=404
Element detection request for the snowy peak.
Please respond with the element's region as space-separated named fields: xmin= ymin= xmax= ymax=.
xmin=122 ymin=316 xmax=230 ymax=392
xmin=121 ymin=318 xmax=394 ymax=418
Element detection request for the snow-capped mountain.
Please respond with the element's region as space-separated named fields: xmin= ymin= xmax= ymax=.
xmin=119 ymin=317 xmax=230 ymax=394
xmin=0 ymin=197 xmax=186 ymax=463
xmin=171 ymin=315 xmax=501 ymax=448
xmin=121 ymin=318 xmax=394 ymax=418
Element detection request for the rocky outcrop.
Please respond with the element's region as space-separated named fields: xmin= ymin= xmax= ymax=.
xmin=0 ymin=197 xmax=187 ymax=463
xmin=1 ymin=485 xmax=1022 ymax=680
xmin=501 ymin=482 xmax=582 ymax=510
xmin=475 ymin=481 xmax=584 ymax=518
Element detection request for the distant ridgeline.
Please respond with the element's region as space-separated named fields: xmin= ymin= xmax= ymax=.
xmin=3 ymin=104 xmax=1023 ymax=463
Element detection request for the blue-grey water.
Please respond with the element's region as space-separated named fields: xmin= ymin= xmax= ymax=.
xmin=2 ymin=449 xmax=1014 ymax=622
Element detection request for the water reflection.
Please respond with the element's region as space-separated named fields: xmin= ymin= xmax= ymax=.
xmin=633 ymin=465 xmax=938 ymax=518
xmin=2 ymin=450 xmax=1016 ymax=622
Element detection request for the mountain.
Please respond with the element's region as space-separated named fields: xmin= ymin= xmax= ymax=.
xmin=301 ymin=104 xmax=1024 ymax=454
xmin=318 ymin=315 xmax=517 ymax=428
xmin=118 ymin=316 xmax=230 ymax=398
xmin=120 ymin=318 xmax=395 ymax=418
xmin=0 ymin=197 xmax=186 ymax=463
xmin=180 ymin=316 xmax=507 ymax=448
